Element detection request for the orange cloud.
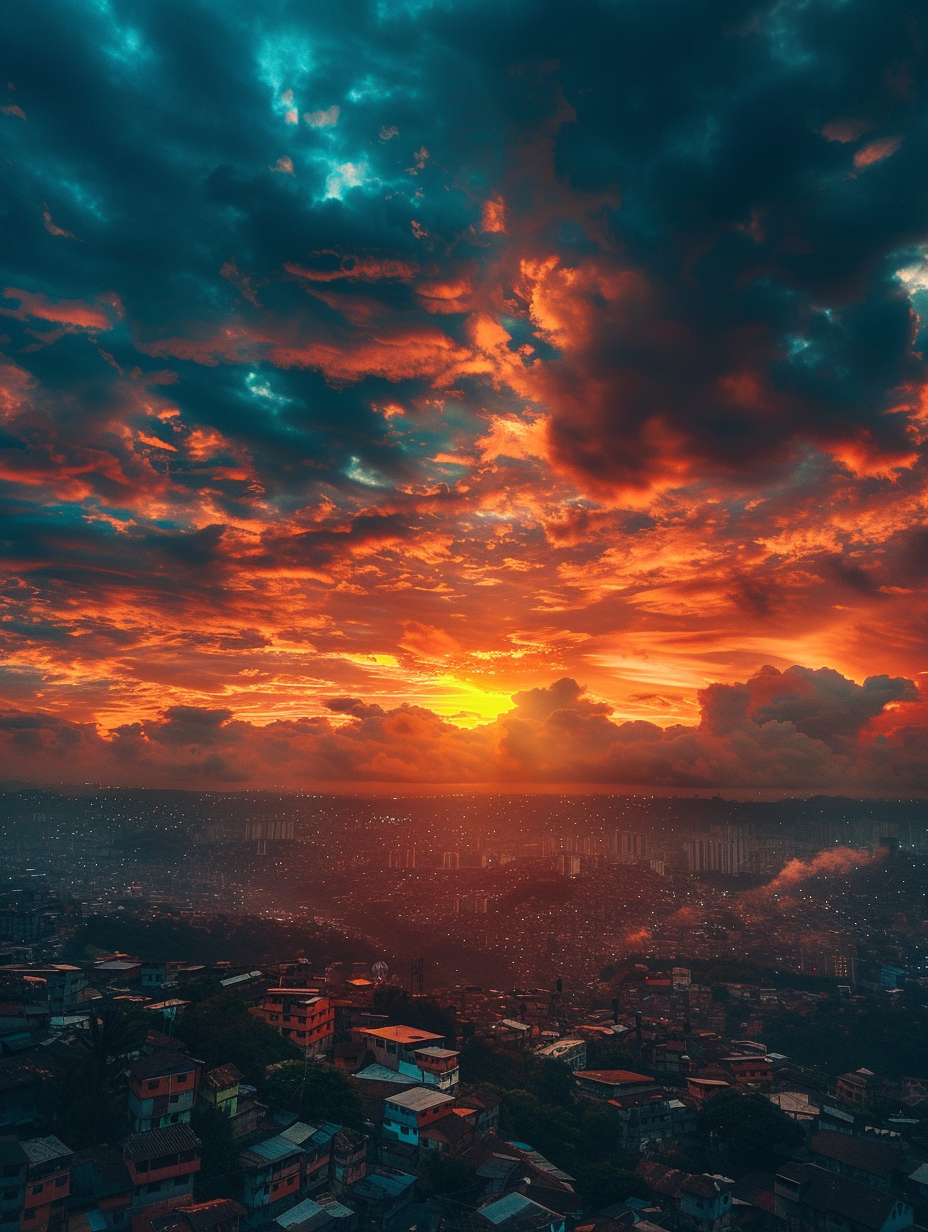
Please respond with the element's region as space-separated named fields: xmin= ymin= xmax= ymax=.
xmin=853 ymin=136 xmax=902 ymax=168
xmin=1 ymin=287 xmax=112 ymax=330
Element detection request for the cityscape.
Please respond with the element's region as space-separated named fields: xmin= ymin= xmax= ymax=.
xmin=4 ymin=3 xmax=928 ymax=1232
xmin=1 ymin=789 xmax=927 ymax=1232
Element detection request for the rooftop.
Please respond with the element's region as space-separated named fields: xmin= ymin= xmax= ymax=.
xmin=575 ymin=1070 xmax=653 ymax=1085
xmin=809 ymin=1131 xmax=904 ymax=1177
xmin=385 ymin=1086 xmax=456 ymax=1113
xmin=479 ymin=1192 xmax=561 ymax=1231
xmin=778 ymin=1164 xmax=906 ymax=1231
xmin=239 ymin=1135 xmax=303 ymax=1167
xmin=22 ymin=1136 xmax=72 ymax=1166
xmin=354 ymin=1063 xmax=417 ymax=1085
xmin=362 ymin=1025 xmax=444 ymax=1046
xmin=129 ymin=1050 xmax=199 ymax=1081
xmin=276 ymin=1200 xmax=326 ymax=1229
xmin=123 ymin=1123 xmax=200 ymax=1162
xmin=204 ymin=1063 xmax=243 ymax=1092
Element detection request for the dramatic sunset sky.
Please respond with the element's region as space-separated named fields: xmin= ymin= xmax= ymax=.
xmin=2 ymin=0 xmax=928 ymax=789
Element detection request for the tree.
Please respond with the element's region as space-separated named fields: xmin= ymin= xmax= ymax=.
xmin=586 ymin=1041 xmax=638 ymax=1072
xmin=532 ymin=1057 xmax=574 ymax=1107
xmin=41 ymin=1003 xmax=147 ymax=1146
xmin=574 ymin=1162 xmax=649 ymax=1212
xmin=697 ymin=1089 xmax=803 ymax=1168
xmin=190 ymin=1104 xmax=239 ymax=1195
xmin=580 ymin=1104 xmax=624 ymax=1158
xmin=501 ymin=1090 xmax=579 ymax=1162
xmin=262 ymin=1059 xmax=361 ymax=1125
xmin=174 ymin=992 xmax=299 ymax=1084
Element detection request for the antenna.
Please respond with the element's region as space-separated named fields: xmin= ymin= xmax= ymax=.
xmin=411 ymin=957 xmax=424 ymax=995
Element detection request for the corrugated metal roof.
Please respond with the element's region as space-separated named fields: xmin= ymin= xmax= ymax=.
xmin=239 ymin=1135 xmax=303 ymax=1166
xmin=123 ymin=1123 xmax=200 ymax=1161
xmin=276 ymin=1200 xmax=325 ymax=1228
xmin=22 ymin=1136 xmax=72 ymax=1166
xmin=480 ymin=1194 xmax=536 ymax=1224
xmin=385 ymin=1086 xmax=455 ymax=1112
xmin=354 ymin=1063 xmax=413 ymax=1084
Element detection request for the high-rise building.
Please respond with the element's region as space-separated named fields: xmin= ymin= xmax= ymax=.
xmin=614 ymin=832 xmax=648 ymax=863
xmin=683 ymin=838 xmax=745 ymax=873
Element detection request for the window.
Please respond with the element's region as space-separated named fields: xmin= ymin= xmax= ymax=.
xmin=32 ymin=1186 xmax=44 ymax=1196
xmin=173 ymin=1177 xmax=186 ymax=1187
xmin=146 ymin=1182 xmax=161 ymax=1194
xmin=170 ymin=1095 xmax=180 ymax=1104
xmin=176 ymin=1074 xmax=188 ymax=1084
xmin=2 ymin=1212 xmax=20 ymax=1224
xmin=54 ymin=1177 xmax=67 ymax=1188
xmin=1 ymin=1169 xmax=20 ymax=1179
xmin=147 ymin=1080 xmax=160 ymax=1091
xmin=3 ymin=1189 xmax=19 ymax=1200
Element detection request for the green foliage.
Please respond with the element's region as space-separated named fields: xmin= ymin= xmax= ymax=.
xmin=174 ymin=992 xmax=299 ymax=1084
xmin=586 ymin=1040 xmax=638 ymax=1071
xmin=501 ymin=1089 xmax=579 ymax=1161
xmin=62 ymin=913 xmax=372 ymax=968
xmin=424 ymin=1154 xmax=475 ymax=1197
xmin=371 ymin=986 xmax=458 ymax=1043
xmin=574 ymin=1162 xmax=649 ymax=1212
xmin=762 ymin=992 xmax=928 ymax=1079
xmin=40 ymin=1004 xmax=147 ymax=1147
xmin=696 ymin=1088 xmax=803 ymax=1168
xmin=532 ymin=1058 xmax=574 ymax=1107
xmin=262 ymin=1059 xmax=362 ymax=1125
xmin=580 ymin=1104 xmax=624 ymax=1157
xmin=459 ymin=1038 xmax=528 ymax=1088
xmin=191 ymin=1103 xmax=239 ymax=1188
xmin=176 ymin=974 xmax=223 ymax=1003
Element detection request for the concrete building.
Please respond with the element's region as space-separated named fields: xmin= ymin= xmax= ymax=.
xmin=381 ymin=1087 xmax=456 ymax=1148
xmin=200 ymin=1064 xmax=242 ymax=1120
xmin=122 ymin=1124 xmax=201 ymax=1209
xmin=258 ymin=990 xmax=335 ymax=1058
xmin=0 ymin=1136 xmax=27 ymax=1229
xmin=128 ymin=1051 xmax=201 ymax=1133
xmin=359 ymin=1026 xmax=459 ymax=1091
xmin=66 ymin=1145 xmax=134 ymax=1232
xmin=238 ymin=1135 xmax=304 ymax=1224
xmin=477 ymin=1193 xmax=565 ymax=1232
xmin=607 ymin=1090 xmax=696 ymax=1147
xmin=573 ymin=1069 xmax=655 ymax=1100
xmin=20 ymin=1136 xmax=73 ymax=1232
xmin=533 ymin=1040 xmax=587 ymax=1071
xmin=835 ymin=1070 xmax=895 ymax=1108
xmin=280 ymin=1122 xmax=341 ymax=1193
xmin=774 ymin=1164 xmax=913 ymax=1232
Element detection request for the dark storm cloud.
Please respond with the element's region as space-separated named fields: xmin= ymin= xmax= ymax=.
xmin=3 ymin=667 xmax=928 ymax=788
xmin=3 ymin=0 xmax=926 ymax=495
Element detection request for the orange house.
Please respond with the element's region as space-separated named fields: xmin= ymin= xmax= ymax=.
xmin=122 ymin=1125 xmax=201 ymax=1209
xmin=20 ymin=1137 xmax=72 ymax=1232
xmin=256 ymin=990 xmax=334 ymax=1057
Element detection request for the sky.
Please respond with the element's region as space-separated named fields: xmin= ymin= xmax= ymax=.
xmin=2 ymin=0 xmax=928 ymax=790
